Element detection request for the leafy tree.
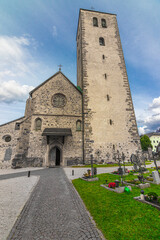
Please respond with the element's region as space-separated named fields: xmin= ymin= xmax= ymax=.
xmin=140 ymin=135 xmax=152 ymax=151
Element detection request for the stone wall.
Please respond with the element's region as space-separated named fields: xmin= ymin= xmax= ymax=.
xmin=12 ymin=72 xmax=83 ymax=167
xmin=0 ymin=117 xmax=24 ymax=168
xmin=77 ymin=9 xmax=141 ymax=163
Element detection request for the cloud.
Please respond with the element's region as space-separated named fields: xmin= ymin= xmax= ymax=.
xmin=149 ymin=96 xmax=160 ymax=114
xmin=52 ymin=26 xmax=57 ymax=37
xmin=0 ymin=35 xmax=40 ymax=83
xmin=137 ymin=96 xmax=160 ymax=134
xmin=0 ymin=80 xmax=34 ymax=103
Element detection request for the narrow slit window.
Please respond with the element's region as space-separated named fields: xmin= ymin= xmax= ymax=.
xmin=110 ymin=119 xmax=113 ymax=125
xmin=99 ymin=37 xmax=105 ymax=46
xmin=107 ymin=94 xmax=110 ymax=101
xmin=104 ymin=73 xmax=107 ymax=79
xmin=93 ymin=17 xmax=98 ymax=27
xmin=102 ymin=55 xmax=105 ymax=59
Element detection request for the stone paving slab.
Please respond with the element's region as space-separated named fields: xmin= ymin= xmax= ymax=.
xmin=0 ymin=176 xmax=39 ymax=240
xmin=7 ymin=168 xmax=104 ymax=240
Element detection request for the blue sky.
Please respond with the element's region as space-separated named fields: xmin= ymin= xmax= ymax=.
xmin=0 ymin=0 xmax=160 ymax=135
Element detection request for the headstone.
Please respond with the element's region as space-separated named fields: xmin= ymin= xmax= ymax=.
xmin=118 ymin=167 xmax=123 ymax=175
xmin=152 ymin=171 xmax=160 ymax=184
xmin=133 ymin=164 xmax=138 ymax=171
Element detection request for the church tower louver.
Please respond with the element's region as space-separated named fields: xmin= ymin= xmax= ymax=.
xmin=77 ymin=9 xmax=141 ymax=163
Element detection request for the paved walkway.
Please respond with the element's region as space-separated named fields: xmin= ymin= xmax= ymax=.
xmin=7 ymin=168 xmax=104 ymax=240
xmin=0 ymin=176 xmax=39 ymax=240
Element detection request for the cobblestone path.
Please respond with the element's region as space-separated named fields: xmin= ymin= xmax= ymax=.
xmin=7 ymin=168 xmax=103 ymax=240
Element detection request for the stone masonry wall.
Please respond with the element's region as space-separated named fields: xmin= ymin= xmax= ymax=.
xmin=0 ymin=117 xmax=24 ymax=168
xmin=26 ymin=72 xmax=83 ymax=166
xmin=77 ymin=9 xmax=141 ymax=163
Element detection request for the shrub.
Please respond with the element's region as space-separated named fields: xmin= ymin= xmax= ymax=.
xmin=140 ymin=135 xmax=152 ymax=151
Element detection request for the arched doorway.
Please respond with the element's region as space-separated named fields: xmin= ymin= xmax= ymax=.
xmin=49 ymin=147 xmax=61 ymax=166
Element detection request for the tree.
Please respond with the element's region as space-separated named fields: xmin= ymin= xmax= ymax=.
xmin=140 ymin=135 xmax=152 ymax=151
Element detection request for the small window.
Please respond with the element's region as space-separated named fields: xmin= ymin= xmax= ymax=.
xmin=110 ymin=119 xmax=113 ymax=125
xmin=153 ymin=140 xmax=155 ymax=143
xmin=113 ymin=144 xmax=115 ymax=150
xmin=93 ymin=17 xmax=98 ymax=27
xmin=102 ymin=55 xmax=105 ymax=59
xmin=15 ymin=123 xmax=20 ymax=130
xmin=107 ymin=95 xmax=110 ymax=101
xmin=104 ymin=73 xmax=107 ymax=79
xmin=35 ymin=118 xmax=42 ymax=131
xmin=3 ymin=135 xmax=11 ymax=142
xmin=101 ymin=19 xmax=107 ymax=28
xmin=99 ymin=37 xmax=105 ymax=46
xmin=76 ymin=120 xmax=81 ymax=131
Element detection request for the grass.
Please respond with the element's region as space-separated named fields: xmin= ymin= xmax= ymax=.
xmin=72 ymin=170 xmax=160 ymax=240
xmin=71 ymin=161 xmax=152 ymax=168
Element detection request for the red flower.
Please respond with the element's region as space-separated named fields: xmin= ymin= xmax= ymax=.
xmin=108 ymin=182 xmax=116 ymax=188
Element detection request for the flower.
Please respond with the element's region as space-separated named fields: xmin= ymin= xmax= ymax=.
xmin=108 ymin=182 xmax=116 ymax=188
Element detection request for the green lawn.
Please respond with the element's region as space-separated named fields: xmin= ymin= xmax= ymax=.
xmin=71 ymin=161 xmax=152 ymax=168
xmin=72 ymin=171 xmax=160 ymax=240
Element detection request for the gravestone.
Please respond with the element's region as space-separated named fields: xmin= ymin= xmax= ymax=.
xmin=152 ymin=171 xmax=160 ymax=184
xmin=4 ymin=147 xmax=12 ymax=161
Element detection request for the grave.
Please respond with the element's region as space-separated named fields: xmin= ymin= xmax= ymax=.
xmin=101 ymin=184 xmax=132 ymax=193
xmin=152 ymin=171 xmax=160 ymax=185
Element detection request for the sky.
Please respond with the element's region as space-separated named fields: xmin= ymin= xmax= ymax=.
xmin=0 ymin=0 xmax=160 ymax=135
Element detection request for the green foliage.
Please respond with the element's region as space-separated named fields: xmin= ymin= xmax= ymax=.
xmin=77 ymin=86 xmax=82 ymax=92
xmin=140 ymin=135 xmax=152 ymax=151
xmin=73 ymin=171 xmax=160 ymax=240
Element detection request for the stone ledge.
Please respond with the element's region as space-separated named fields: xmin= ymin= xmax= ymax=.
xmin=80 ymin=177 xmax=99 ymax=182
xmin=134 ymin=196 xmax=160 ymax=210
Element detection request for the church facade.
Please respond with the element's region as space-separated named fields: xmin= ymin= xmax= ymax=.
xmin=0 ymin=9 xmax=141 ymax=168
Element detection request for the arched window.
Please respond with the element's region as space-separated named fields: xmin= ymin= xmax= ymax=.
xmin=99 ymin=37 xmax=105 ymax=46
xmin=101 ymin=19 xmax=107 ymax=28
xmin=35 ymin=118 xmax=42 ymax=131
xmin=93 ymin=17 xmax=98 ymax=27
xmin=76 ymin=120 xmax=82 ymax=131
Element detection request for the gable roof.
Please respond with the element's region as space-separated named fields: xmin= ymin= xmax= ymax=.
xmin=29 ymin=71 xmax=82 ymax=97
xmin=0 ymin=116 xmax=25 ymax=127
xmin=146 ymin=132 xmax=160 ymax=138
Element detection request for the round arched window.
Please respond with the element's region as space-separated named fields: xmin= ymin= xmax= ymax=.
xmin=52 ymin=93 xmax=66 ymax=108
xmin=3 ymin=135 xmax=11 ymax=142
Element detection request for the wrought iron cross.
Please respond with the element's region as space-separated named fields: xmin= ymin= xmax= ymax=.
xmin=58 ymin=64 xmax=62 ymax=71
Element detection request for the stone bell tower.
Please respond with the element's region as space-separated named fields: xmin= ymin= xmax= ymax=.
xmin=76 ymin=9 xmax=141 ymax=163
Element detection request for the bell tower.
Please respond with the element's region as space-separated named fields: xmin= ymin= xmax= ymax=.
xmin=77 ymin=9 xmax=141 ymax=163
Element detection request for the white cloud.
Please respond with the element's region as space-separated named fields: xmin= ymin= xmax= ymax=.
xmin=0 ymin=35 xmax=40 ymax=83
xmin=149 ymin=96 xmax=160 ymax=114
xmin=136 ymin=96 xmax=160 ymax=134
xmin=52 ymin=26 xmax=57 ymax=37
xmin=0 ymin=80 xmax=34 ymax=103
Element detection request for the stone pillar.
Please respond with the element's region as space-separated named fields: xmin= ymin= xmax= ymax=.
xmin=45 ymin=136 xmax=49 ymax=167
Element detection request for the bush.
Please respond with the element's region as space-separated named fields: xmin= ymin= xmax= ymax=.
xmin=140 ymin=135 xmax=152 ymax=151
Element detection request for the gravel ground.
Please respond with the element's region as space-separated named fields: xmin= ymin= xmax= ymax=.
xmin=0 ymin=176 xmax=39 ymax=240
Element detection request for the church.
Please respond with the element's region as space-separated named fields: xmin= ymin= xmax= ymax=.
xmin=0 ymin=9 xmax=141 ymax=168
